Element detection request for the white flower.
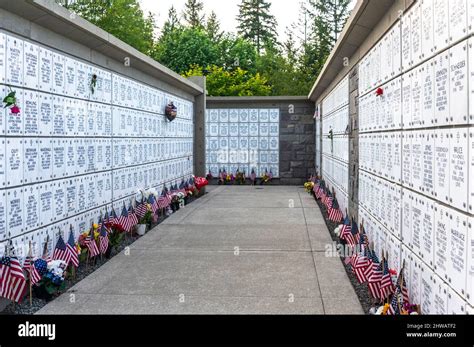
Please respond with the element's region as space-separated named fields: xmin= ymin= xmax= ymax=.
xmin=47 ymin=260 xmax=67 ymax=277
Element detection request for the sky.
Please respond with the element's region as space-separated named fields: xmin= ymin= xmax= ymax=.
xmin=139 ymin=0 xmax=306 ymax=42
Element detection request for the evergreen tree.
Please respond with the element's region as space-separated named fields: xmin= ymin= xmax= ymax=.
xmin=307 ymin=0 xmax=351 ymax=45
xmin=206 ymin=11 xmax=222 ymax=42
xmin=183 ymin=0 xmax=205 ymax=29
xmin=236 ymin=0 xmax=278 ymax=53
xmin=162 ymin=6 xmax=181 ymax=35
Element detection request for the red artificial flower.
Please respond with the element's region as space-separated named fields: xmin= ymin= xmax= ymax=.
xmin=375 ymin=88 xmax=383 ymax=96
xmin=10 ymin=105 xmax=20 ymax=114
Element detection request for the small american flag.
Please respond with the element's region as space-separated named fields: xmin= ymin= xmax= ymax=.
xmin=128 ymin=204 xmax=139 ymax=227
xmin=351 ymin=220 xmax=360 ymax=245
xmin=250 ymin=169 xmax=256 ymax=182
xmin=118 ymin=205 xmax=132 ymax=232
xmin=66 ymin=229 xmax=79 ymax=268
xmin=135 ymin=199 xmax=147 ymax=219
xmin=109 ymin=207 xmax=118 ymax=226
xmin=339 ymin=214 xmax=354 ymax=245
xmin=398 ymin=271 xmax=409 ymax=304
xmin=367 ymin=261 xmax=383 ymax=299
xmin=387 ymin=287 xmax=402 ymax=315
xmin=353 ymin=243 xmax=369 ymax=284
xmin=380 ymin=258 xmax=394 ymax=299
xmin=148 ymin=194 xmax=158 ymax=214
xmin=157 ymin=191 xmax=169 ymax=209
xmin=178 ymin=181 xmax=187 ymax=195
xmin=53 ymin=234 xmax=69 ymax=262
xmin=24 ymin=245 xmax=41 ymax=286
xmin=0 ymin=253 xmax=27 ymax=303
xmin=363 ymin=248 xmax=379 ymax=282
xmin=99 ymin=223 xmax=109 ymax=255
xmin=328 ymin=198 xmax=343 ymax=222
xmin=84 ymin=227 xmax=100 ymax=258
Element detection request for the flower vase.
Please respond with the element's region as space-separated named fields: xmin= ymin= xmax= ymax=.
xmin=136 ymin=224 xmax=147 ymax=236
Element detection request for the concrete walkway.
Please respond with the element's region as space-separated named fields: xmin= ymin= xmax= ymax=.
xmin=37 ymin=186 xmax=363 ymax=314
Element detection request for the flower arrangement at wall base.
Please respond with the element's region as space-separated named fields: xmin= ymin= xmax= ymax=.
xmin=2 ymin=86 xmax=21 ymax=114
xmin=34 ymin=260 xmax=67 ymax=300
xmin=235 ymin=170 xmax=246 ymax=185
xmin=260 ymin=169 xmax=273 ymax=185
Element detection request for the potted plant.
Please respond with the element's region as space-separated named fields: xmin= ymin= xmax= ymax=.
xmin=137 ymin=206 xmax=152 ymax=236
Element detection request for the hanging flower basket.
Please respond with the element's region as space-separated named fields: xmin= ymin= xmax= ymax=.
xmin=165 ymin=102 xmax=177 ymax=122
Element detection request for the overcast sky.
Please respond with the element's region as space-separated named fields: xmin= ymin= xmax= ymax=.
xmin=139 ymin=0 xmax=307 ymax=42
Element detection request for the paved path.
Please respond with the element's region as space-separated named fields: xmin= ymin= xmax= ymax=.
xmin=38 ymin=186 xmax=363 ymax=314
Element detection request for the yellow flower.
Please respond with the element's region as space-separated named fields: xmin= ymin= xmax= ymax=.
xmin=94 ymin=231 xmax=99 ymax=239
xmin=93 ymin=223 xmax=99 ymax=230
xmin=382 ymin=304 xmax=390 ymax=315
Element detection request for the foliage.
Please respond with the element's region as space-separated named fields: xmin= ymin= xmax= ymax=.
xmin=153 ymin=28 xmax=219 ymax=74
xmin=236 ymin=0 xmax=278 ymax=53
xmin=60 ymin=0 xmax=155 ymax=55
xmin=139 ymin=208 xmax=153 ymax=225
xmin=184 ymin=65 xmax=271 ymax=96
xmin=55 ymin=0 xmax=352 ymax=96
xmin=108 ymin=227 xmax=125 ymax=248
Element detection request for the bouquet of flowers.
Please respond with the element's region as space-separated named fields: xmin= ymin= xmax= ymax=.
xmin=260 ymin=170 xmax=272 ymax=185
xmin=304 ymin=181 xmax=315 ymax=193
xmin=235 ymin=170 xmax=246 ymax=185
xmin=38 ymin=260 xmax=67 ymax=296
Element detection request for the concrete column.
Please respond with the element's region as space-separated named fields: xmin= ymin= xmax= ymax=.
xmin=188 ymin=76 xmax=206 ymax=177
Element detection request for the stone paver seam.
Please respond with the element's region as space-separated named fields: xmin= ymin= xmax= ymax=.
xmin=298 ymin=191 xmax=326 ymax=314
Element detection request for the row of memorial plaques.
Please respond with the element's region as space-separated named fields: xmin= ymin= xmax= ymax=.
xmin=360 ymin=38 xmax=471 ymax=132
xmin=206 ymin=122 xmax=279 ymax=137
xmin=359 ymin=0 xmax=474 ymax=96
xmin=206 ymin=137 xmax=279 ymax=152
xmin=206 ymin=165 xmax=279 ymax=178
xmin=112 ymin=139 xmax=193 ymax=169
xmin=112 ymin=158 xmax=193 ymax=200
xmin=359 ymin=127 xmax=471 ymax=213
xmin=402 ymin=128 xmax=471 ymax=213
xmin=206 ymin=150 xmax=278 ymax=165
xmin=0 ymin=137 xmax=194 ymax=188
xmin=359 ymin=132 xmax=402 ymax=184
xmin=113 ymin=106 xmax=193 ymax=138
xmin=321 ymin=155 xmax=349 ymax=195
xmin=0 ymin=172 xmax=112 ymax=240
xmin=0 ymin=32 xmax=195 ymax=118
xmin=359 ymin=170 xmax=402 ymax=238
xmin=206 ymin=109 xmax=279 ymax=123
xmin=0 ymin=86 xmax=193 ymax=137
xmin=321 ymin=136 xmax=349 ymax=163
xmin=321 ymin=76 xmax=349 ymax=117
xmin=322 ymin=105 xmax=349 ymax=135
